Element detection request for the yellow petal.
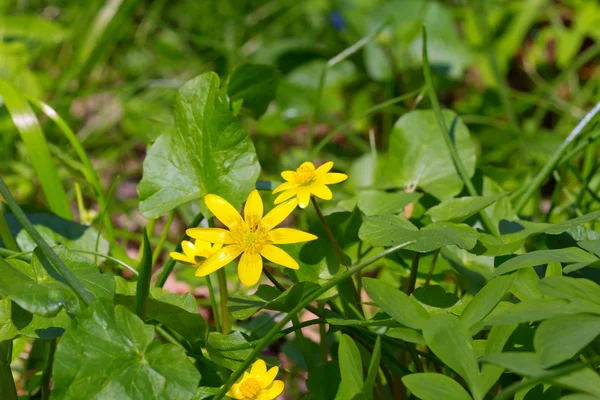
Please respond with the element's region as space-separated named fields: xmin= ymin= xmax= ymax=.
xmin=265 ymin=380 xmax=285 ymax=399
xmin=281 ymin=170 xmax=295 ymax=182
xmin=205 ymin=194 xmax=243 ymax=229
xmin=260 ymin=245 xmax=299 ymax=270
xmin=322 ymin=172 xmax=348 ymax=184
xmin=297 ymin=188 xmax=311 ymax=209
xmin=261 ymin=199 xmax=298 ymax=231
xmin=274 ymin=189 xmax=298 ymax=204
xmin=269 ymin=228 xmax=317 ymax=244
xmin=310 ymin=184 xmax=333 ymax=200
xmin=272 ymin=181 xmax=297 ymax=194
xmin=298 ymin=161 xmax=315 ymax=171
xmin=195 ymin=246 xmax=242 ymax=277
xmin=181 ymin=240 xmax=196 ymax=259
xmin=193 ymin=240 xmax=212 ymax=253
xmin=251 ymin=359 xmax=267 ymax=377
xmin=186 ymin=227 xmax=233 ymax=244
xmin=244 ymin=190 xmax=264 ymax=225
xmin=211 ymin=242 xmax=223 ymax=252
xmin=169 ymin=252 xmax=192 ymax=264
xmin=315 ymin=161 xmax=334 ymax=175
xmin=225 ymin=383 xmax=244 ymax=400
xmin=238 ymin=251 xmax=263 ymax=286
xmin=261 ymin=366 xmax=279 ymax=388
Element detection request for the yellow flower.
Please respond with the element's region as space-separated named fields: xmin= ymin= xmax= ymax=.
xmin=169 ymin=240 xmax=222 ymax=275
xmin=186 ymin=190 xmax=317 ymax=286
xmin=226 ymin=359 xmax=284 ymax=400
xmin=272 ymin=161 xmax=348 ymax=208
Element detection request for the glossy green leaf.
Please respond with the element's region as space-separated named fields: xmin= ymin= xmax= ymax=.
xmin=402 ymin=373 xmax=473 ymax=400
xmin=481 ymin=324 xmax=518 ymax=394
xmin=535 ymin=313 xmax=600 ymax=368
xmin=493 ymin=248 xmax=597 ymax=277
xmin=385 ymin=327 xmax=426 ymax=345
xmin=485 ymin=299 xmax=585 ymax=325
xmin=363 ymin=278 xmax=430 ymax=329
xmin=538 ymin=276 xmax=600 ymax=309
xmin=363 ymin=336 xmax=381 ymax=400
xmin=357 ymin=190 xmax=422 ymax=216
xmin=461 ymin=275 xmax=514 ymax=330
xmin=336 ymin=334 xmax=363 ymax=399
xmin=0 ymin=79 xmax=71 ymax=219
xmin=480 ymin=352 xmax=600 ymax=397
xmin=227 ymin=63 xmax=281 ymax=118
xmin=0 ymin=299 xmax=17 ymax=341
xmin=359 ymin=215 xmax=481 ymax=252
xmin=423 ymin=313 xmax=483 ymax=400
xmin=412 ymin=285 xmax=459 ymax=311
xmin=207 ymin=331 xmax=253 ymax=370
xmin=53 ymin=300 xmax=200 ymax=400
xmin=510 ymin=267 xmax=543 ymax=300
xmin=138 ymin=72 xmax=261 ymax=218
xmin=426 ymin=194 xmax=505 ymax=223
xmin=578 ymin=239 xmax=600 ymax=257
xmin=378 ymin=110 xmax=475 ymax=200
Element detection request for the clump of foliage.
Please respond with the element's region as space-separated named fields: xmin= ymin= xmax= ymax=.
xmin=1 ymin=1 xmax=600 ymax=399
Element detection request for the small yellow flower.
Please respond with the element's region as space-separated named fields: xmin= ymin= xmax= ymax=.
xmin=272 ymin=161 xmax=348 ymax=208
xmin=186 ymin=190 xmax=317 ymax=286
xmin=226 ymin=359 xmax=284 ymax=400
xmin=169 ymin=240 xmax=222 ymax=274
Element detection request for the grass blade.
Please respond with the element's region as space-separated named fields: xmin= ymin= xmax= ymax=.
xmin=135 ymin=229 xmax=153 ymax=319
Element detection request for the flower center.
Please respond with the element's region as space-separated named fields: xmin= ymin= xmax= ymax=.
xmin=231 ymin=224 xmax=271 ymax=253
xmin=295 ymin=165 xmax=315 ymax=185
xmin=240 ymin=378 xmax=261 ymax=399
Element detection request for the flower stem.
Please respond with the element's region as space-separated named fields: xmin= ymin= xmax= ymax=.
xmin=424 ymin=249 xmax=440 ymax=286
xmin=205 ymin=275 xmax=221 ymax=333
xmin=152 ymin=210 xmax=176 ymax=265
xmin=41 ymin=339 xmax=57 ymax=400
xmin=0 ymin=341 xmax=17 ymax=400
xmin=405 ymin=252 xmax=420 ymax=295
xmin=217 ymin=268 xmax=231 ymax=334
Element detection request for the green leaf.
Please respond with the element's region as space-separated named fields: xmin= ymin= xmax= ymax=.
xmin=386 ymin=327 xmax=426 ymax=345
xmin=481 ymin=324 xmax=518 ymax=394
xmin=52 ymin=301 xmax=200 ymax=400
xmin=357 ymin=190 xmax=422 ymax=216
xmin=0 ymin=79 xmax=72 ymax=219
xmin=363 ymin=278 xmax=430 ymax=329
xmin=480 ymin=352 xmax=600 ymax=397
xmin=378 ymin=110 xmax=475 ymax=200
xmin=307 ymin=361 xmax=341 ymax=400
xmin=336 ymin=334 xmax=363 ymax=399
xmin=3 ymin=212 xmax=109 ymax=259
xmin=578 ymin=239 xmax=600 ymax=257
xmin=485 ymin=299 xmax=586 ymax=325
xmin=0 ymin=299 xmax=18 ymax=341
xmin=412 ymin=285 xmax=459 ymax=311
xmin=426 ymin=194 xmax=506 ymax=223
xmin=535 ymin=314 xmax=600 ymax=368
xmin=359 ymin=215 xmax=481 ymax=252
xmin=363 ymin=336 xmax=381 ymax=400
xmin=1 ymin=15 xmax=69 ymax=45
xmin=423 ymin=313 xmax=483 ymax=400
xmin=227 ymin=63 xmax=281 ymax=118
xmin=402 ymin=373 xmax=473 ymax=400
xmin=207 ymin=331 xmax=253 ymax=370
xmin=538 ymin=276 xmax=600 ymax=309
xmin=493 ymin=248 xmax=598 ymax=277
xmin=461 ymin=275 xmax=515 ymax=331
xmin=138 ymin=72 xmax=261 ymax=218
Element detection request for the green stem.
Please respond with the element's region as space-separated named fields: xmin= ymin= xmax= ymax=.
xmin=217 ymin=268 xmax=231 ymax=334
xmin=424 ymin=249 xmax=440 ymax=286
xmin=405 ymin=252 xmax=420 ymax=295
xmin=0 ymin=341 xmax=17 ymax=400
xmin=205 ymin=275 xmax=221 ymax=333
xmin=422 ymin=27 xmax=500 ymax=238
xmin=318 ymin=303 xmax=328 ymax=365
xmin=513 ymin=102 xmax=600 ymax=214
xmin=41 ymin=339 xmax=57 ymax=400
xmin=0 ymin=202 xmax=18 ymax=252
xmin=155 ymin=212 xmax=204 ymax=287
xmin=135 ymin=229 xmax=153 ymax=320
xmin=213 ymin=240 xmax=415 ymax=400
xmin=152 ymin=210 xmax=176 ymax=265
xmin=0 ymin=178 xmax=93 ymax=304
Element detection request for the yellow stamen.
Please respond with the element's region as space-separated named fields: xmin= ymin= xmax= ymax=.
xmin=240 ymin=377 xmax=261 ymax=399
xmin=295 ymin=164 xmax=315 ymax=185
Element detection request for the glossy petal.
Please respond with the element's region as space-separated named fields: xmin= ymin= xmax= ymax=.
xmin=194 ymin=240 xmax=212 ymax=254
xmin=181 ymin=240 xmax=196 ymax=259
xmin=269 ymin=228 xmax=317 ymax=244
xmin=322 ymin=172 xmax=348 ymax=184
xmin=186 ymin=227 xmax=233 ymax=244
xmin=266 ymin=380 xmax=285 ymax=399
xmin=225 ymin=384 xmax=244 ymax=400
xmin=260 ymin=245 xmax=299 ymax=270
xmin=238 ymin=251 xmax=263 ymax=286
xmin=244 ymin=190 xmax=264 ymax=225
xmin=310 ymin=184 xmax=333 ymax=200
xmin=211 ymin=242 xmax=224 ymax=252
xmin=315 ymin=161 xmax=334 ymax=175
xmin=297 ymin=188 xmax=311 ymax=208
xmin=169 ymin=252 xmax=192 ymax=264
xmin=205 ymin=194 xmax=243 ymax=229
xmin=261 ymin=199 xmax=298 ymax=231
xmin=261 ymin=366 xmax=279 ymax=388
xmin=272 ymin=181 xmax=297 ymax=194
xmin=251 ymin=359 xmax=267 ymax=377
xmin=195 ymin=246 xmax=242 ymax=277
xmin=274 ymin=188 xmax=298 ymax=204
xmin=281 ymin=171 xmax=295 ymax=182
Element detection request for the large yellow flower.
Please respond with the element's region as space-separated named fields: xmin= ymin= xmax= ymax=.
xmin=186 ymin=190 xmax=317 ymax=286
xmin=169 ymin=240 xmax=222 ymax=274
xmin=272 ymin=161 xmax=348 ymax=208
xmin=225 ymin=359 xmax=284 ymax=400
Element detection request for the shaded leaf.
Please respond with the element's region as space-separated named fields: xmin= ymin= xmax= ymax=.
xmin=461 ymin=275 xmax=514 ymax=331
xmin=207 ymin=331 xmax=253 ymax=370
xmin=336 ymin=334 xmax=363 ymax=399
xmin=357 ymin=190 xmax=422 ymax=216
xmin=402 ymin=373 xmax=473 ymax=400
xmin=426 ymin=194 xmax=505 ymax=223
xmin=227 ymin=63 xmax=281 ymax=118
xmin=493 ymin=248 xmax=597 ymax=277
